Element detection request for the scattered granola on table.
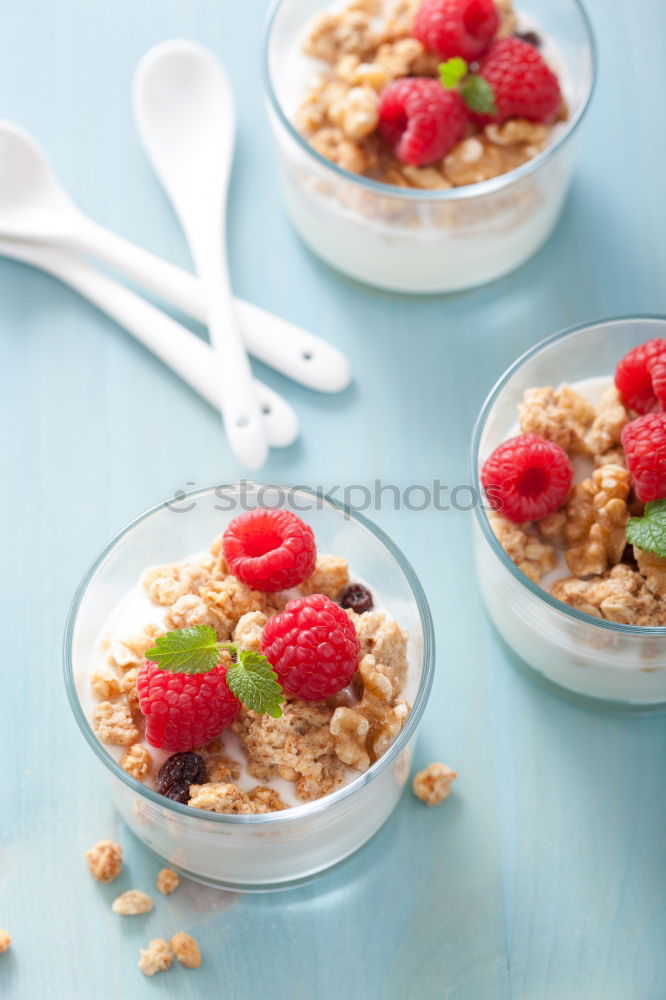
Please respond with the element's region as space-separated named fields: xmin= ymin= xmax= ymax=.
xmin=0 ymin=931 xmax=10 ymax=954
xmin=111 ymin=890 xmax=154 ymax=916
xmin=170 ymin=932 xmax=202 ymax=969
xmin=482 ymin=337 xmax=666 ymax=626
xmin=86 ymin=839 xmax=122 ymax=883
xmin=89 ymin=508 xmax=415 ymax=813
xmin=138 ymin=939 xmax=173 ymax=977
xmin=156 ymin=868 xmax=180 ymax=895
xmin=412 ymin=762 xmax=457 ymax=805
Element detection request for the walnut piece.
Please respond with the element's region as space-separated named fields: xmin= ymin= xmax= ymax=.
xmin=156 ymin=868 xmax=180 ymax=895
xmin=518 ymin=385 xmax=596 ymax=455
xmin=112 ymin=890 xmax=154 ymax=916
xmin=232 ymin=701 xmax=344 ymax=801
xmin=584 ymin=385 xmax=629 ymax=456
xmin=540 ymin=465 xmax=631 ymax=577
xmin=330 ymin=654 xmax=409 ymax=771
xmin=634 ymin=547 xmax=666 ymax=598
xmin=412 ymin=763 xmax=457 ymax=805
xmin=171 ymin=932 xmax=202 ymax=969
xmin=139 ymin=939 xmax=173 ymax=977
xmin=300 ymin=554 xmax=350 ymax=600
xmin=92 ymin=700 xmax=139 ymax=747
xmin=552 ymin=564 xmax=666 ymax=625
xmin=0 ymin=931 xmax=11 ymax=954
xmin=232 ymin=611 xmax=267 ymax=652
xmin=86 ymin=839 xmax=122 ymax=883
xmin=188 ymin=782 xmax=287 ymax=814
xmin=491 ymin=515 xmax=557 ymax=583
xmin=353 ymin=610 xmax=408 ymax=693
xmin=120 ymin=744 xmax=152 ymax=780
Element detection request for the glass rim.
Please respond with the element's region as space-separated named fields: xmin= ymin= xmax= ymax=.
xmin=262 ymin=0 xmax=597 ymax=203
xmin=63 ymin=482 xmax=436 ymax=826
xmin=470 ymin=314 xmax=666 ymax=637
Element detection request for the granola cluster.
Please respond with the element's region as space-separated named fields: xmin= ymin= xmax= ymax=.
xmin=296 ymin=0 xmax=558 ymax=190
xmin=91 ymin=536 xmax=413 ymax=813
xmin=492 ymin=380 xmax=666 ymax=625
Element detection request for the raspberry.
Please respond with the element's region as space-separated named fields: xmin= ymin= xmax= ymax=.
xmin=621 ymin=414 xmax=666 ymax=503
xmin=481 ymin=433 xmax=574 ymax=523
xmin=413 ymin=0 xmax=499 ymax=61
xmin=477 ymin=37 xmax=561 ymax=123
xmin=378 ymin=77 xmax=469 ymax=165
xmin=260 ymin=594 xmax=360 ymax=701
xmin=615 ymin=339 xmax=666 ymax=415
xmin=223 ymin=509 xmax=316 ymax=592
xmin=137 ymin=661 xmax=240 ymax=752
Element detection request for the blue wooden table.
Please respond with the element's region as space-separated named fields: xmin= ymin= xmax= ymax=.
xmin=2 ymin=0 xmax=665 ymax=997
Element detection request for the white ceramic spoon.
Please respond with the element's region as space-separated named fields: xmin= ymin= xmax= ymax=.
xmin=0 ymin=120 xmax=351 ymax=393
xmin=0 ymin=237 xmax=298 ymax=447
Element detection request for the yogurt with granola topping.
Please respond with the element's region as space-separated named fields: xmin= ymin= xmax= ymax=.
xmin=86 ymin=519 xmax=416 ymax=815
xmin=265 ymin=0 xmax=593 ymax=291
xmin=475 ymin=343 xmax=666 ymax=704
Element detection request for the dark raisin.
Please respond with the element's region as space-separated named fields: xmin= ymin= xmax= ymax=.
xmin=339 ymin=583 xmax=374 ymax=615
xmin=515 ymin=30 xmax=541 ymax=47
xmin=155 ymin=752 xmax=206 ymax=803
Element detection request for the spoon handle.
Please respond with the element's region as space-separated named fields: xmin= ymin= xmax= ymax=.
xmin=74 ymin=217 xmax=350 ymax=393
xmin=10 ymin=241 xmax=297 ymax=447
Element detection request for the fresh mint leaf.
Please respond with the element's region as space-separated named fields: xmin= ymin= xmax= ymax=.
xmin=226 ymin=651 xmax=284 ymax=718
xmin=439 ymin=57 xmax=468 ymax=89
xmin=145 ymin=625 xmax=222 ymax=675
xmin=626 ymin=498 xmax=666 ymax=558
xmin=460 ymin=75 xmax=497 ymax=115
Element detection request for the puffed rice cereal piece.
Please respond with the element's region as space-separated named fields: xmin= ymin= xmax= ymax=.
xmin=86 ymin=839 xmax=122 ymax=883
xmin=518 ymin=385 xmax=596 ymax=455
xmin=188 ymin=783 xmax=287 ymax=814
xmin=156 ymin=868 xmax=180 ymax=895
xmin=310 ymin=126 xmax=368 ymax=173
xmin=540 ymin=465 xmax=631 ymax=577
xmin=142 ymin=557 xmax=215 ymax=606
xmin=0 ymin=931 xmax=10 ymax=954
xmin=401 ymin=165 xmax=451 ymax=189
xmin=485 ymin=118 xmax=546 ymax=146
xmin=119 ymin=667 xmax=140 ymax=715
xmin=304 ymin=8 xmax=377 ymax=64
xmin=205 ymin=754 xmax=241 ymax=783
xmin=107 ymin=624 xmax=162 ymax=672
xmin=112 ymin=890 xmax=154 ymax=916
xmin=412 ymin=763 xmax=457 ymax=805
xmin=634 ymin=547 xmax=666 ymax=598
xmin=373 ymin=37 xmax=424 ymax=79
xmin=232 ymin=702 xmax=341 ymax=799
xmin=490 ymin=515 xmax=557 ymax=583
xmin=551 ymin=564 xmax=666 ymax=626
xmin=330 ymin=706 xmax=371 ymax=770
xmin=90 ymin=670 xmax=121 ymax=700
xmin=120 ymin=744 xmax=152 ymax=780
xmin=353 ymin=611 xmax=409 ymax=692
xmin=593 ymin=447 xmax=627 ymax=469
xmin=330 ymin=84 xmax=380 ymax=140
xmin=584 ymin=385 xmax=629 ymax=457
xmin=495 ymin=0 xmax=519 ymax=36
xmin=92 ymin=700 xmax=139 ymax=746
xmin=171 ymin=932 xmax=202 ymax=969
xmin=200 ymin=577 xmax=286 ymax=636
xmin=164 ymin=593 xmax=231 ymax=640
xmin=233 ymin=611 xmax=267 ymax=652
xmin=300 ymin=554 xmax=350 ymax=599
xmin=139 ymin=939 xmax=173 ymax=977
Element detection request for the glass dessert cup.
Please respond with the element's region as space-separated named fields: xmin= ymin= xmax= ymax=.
xmin=64 ymin=484 xmax=435 ymax=891
xmin=263 ymin=0 xmax=595 ymax=294
xmin=471 ymin=317 xmax=666 ymax=710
